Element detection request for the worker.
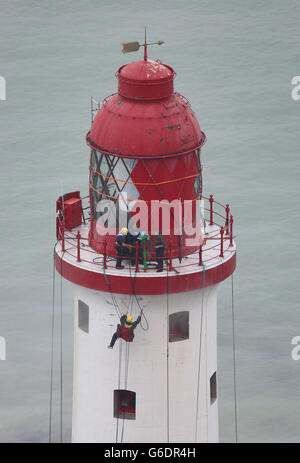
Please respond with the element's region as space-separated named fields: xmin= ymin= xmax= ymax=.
xmin=137 ymin=231 xmax=152 ymax=267
xmin=125 ymin=231 xmax=139 ymax=266
xmin=155 ymin=231 xmax=165 ymax=272
xmin=108 ymin=313 xmax=142 ymax=348
xmin=115 ymin=227 xmax=132 ymax=269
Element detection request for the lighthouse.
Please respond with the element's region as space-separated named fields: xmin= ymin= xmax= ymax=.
xmin=55 ymin=41 xmax=236 ymax=443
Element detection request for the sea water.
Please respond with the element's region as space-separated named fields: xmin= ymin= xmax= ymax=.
xmin=0 ymin=0 xmax=299 ymax=442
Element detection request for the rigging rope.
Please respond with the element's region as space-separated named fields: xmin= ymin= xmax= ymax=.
xmin=103 ymin=262 xmax=121 ymax=318
xmin=194 ymin=265 xmax=205 ymax=442
xmin=91 ymin=165 xmax=201 ymax=186
xmin=128 ymin=262 xmax=149 ymax=331
xmin=49 ymin=243 xmax=58 ymax=443
xmin=60 ymin=248 xmax=64 ymax=443
xmin=115 ymin=340 xmax=122 ymax=443
xmin=49 ymin=243 xmax=64 ymax=443
xmin=166 ymin=263 xmax=170 ymax=443
xmin=231 ymin=274 xmax=238 ymax=443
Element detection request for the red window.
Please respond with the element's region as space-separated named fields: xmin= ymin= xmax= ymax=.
xmin=169 ymin=311 xmax=189 ymax=342
xmin=114 ymin=390 xmax=136 ymax=420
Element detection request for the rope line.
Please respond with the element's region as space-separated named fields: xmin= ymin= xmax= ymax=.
xmin=49 ymin=243 xmax=58 ymax=443
xmin=194 ymin=265 xmax=205 ymax=442
xmin=128 ymin=263 xmax=149 ymax=331
xmin=231 ymin=274 xmax=238 ymax=443
xmin=166 ymin=264 xmax=170 ymax=443
xmin=115 ymin=340 xmax=122 ymax=443
xmin=91 ymin=165 xmax=201 ymax=186
xmin=103 ymin=262 xmax=121 ymax=318
xmin=60 ymin=249 xmax=64 ymax=443
xmin=89 ymin=182 xmax=199 ymax=204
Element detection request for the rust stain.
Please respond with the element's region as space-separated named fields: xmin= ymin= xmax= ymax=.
xmin=180 ymin=135 xmax=195 ymax=145
xmin=165 ymin=124 xmax=181 ymax=130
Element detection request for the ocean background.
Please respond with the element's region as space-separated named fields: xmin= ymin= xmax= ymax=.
xmin=0 ymin=0 xmax=299 ymax=442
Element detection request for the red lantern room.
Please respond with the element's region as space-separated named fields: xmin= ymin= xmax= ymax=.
xmin=55 ymin=41 xmax=236 ymax=296
xmin=86 ymin=56 xmax=206 ymax=258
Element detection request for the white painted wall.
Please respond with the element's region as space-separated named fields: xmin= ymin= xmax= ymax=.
xmin=72 ymin=284 xmax=219 ymax=443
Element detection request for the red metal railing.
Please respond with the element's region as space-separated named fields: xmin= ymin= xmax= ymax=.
xmin=57 ymin=194 xmax=235 ymax=272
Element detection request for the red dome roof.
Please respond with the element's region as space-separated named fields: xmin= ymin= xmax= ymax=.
xmin=86 ymin=58 xmax=206 ymax=159
xmin=119 ymin=59 xmax=173 ymax=81
xmin=117 ymin=59 xmax=175 ymax=100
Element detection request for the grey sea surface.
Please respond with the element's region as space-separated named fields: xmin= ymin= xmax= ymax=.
xmin=0 ymin=0 xmax=299 ymax=442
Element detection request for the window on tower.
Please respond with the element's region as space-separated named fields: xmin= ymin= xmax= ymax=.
xmin=78 ymin=300 xmax=89 ymax=333
xmin=113 ymin=390 xmax=136 ymax=420
xmin=194 ymin=149 xmax=202 ymax=198
xmin=89 ymin=150 xmax=138 ymax=227
xmin=210 ymin=372 xmax=217 ymax=404
xmin=169 ymin=311 xmax=189 ymax=342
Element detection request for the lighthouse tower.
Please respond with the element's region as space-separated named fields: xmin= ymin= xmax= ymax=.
xmin=55 ymin=43 xmax=236 ymax=443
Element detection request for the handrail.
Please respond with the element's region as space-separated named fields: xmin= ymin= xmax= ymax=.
xmin=57 ymin=193 xmax=235 ymax=272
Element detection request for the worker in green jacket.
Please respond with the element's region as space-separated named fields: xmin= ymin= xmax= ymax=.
xmin=155 ymin=231 xmax=165 ymax=272
xmin=137 ymin=231 xmax=152 ymax=269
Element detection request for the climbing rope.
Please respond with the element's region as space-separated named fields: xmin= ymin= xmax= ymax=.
xmin=120 ymin=342 xmax=131 ymax=443
xmin=231 ymin=274 xmax=238 ymax=443
xmin=194 ymin=264 xmax=205 ymax=442
xmin=60 ymin=248 xmax=64 ymax=443
xmin=49 ymin=242 xmax=57 ymax=443
xmin=103 ymin=262 xmax=121 ymax=318
xmin=128 ymin=262 xmax=149 ymax=331
xmin=115 ymin=340 xmax=123 ymax=443
xmin=49 ymin=242 xmax=64 ymax=443
xmin=166 ymin=263 xmax=170 ymax=443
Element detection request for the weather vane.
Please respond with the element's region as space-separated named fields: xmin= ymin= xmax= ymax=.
xmin=121 ymin=28 xmax=164 ymax=61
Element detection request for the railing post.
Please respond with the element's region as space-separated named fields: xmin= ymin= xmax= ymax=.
xmin=229 ymin=215 xmax=234 ymax=247
xmin=209 ymin=194 xmax=214 ymax=225
xmin=178 ymin=235 xmax=182 ymax=264
xmin=103 ymin=240 xmax=107 ymax=269
xmin=135 ymin=242 xmax=139 ymax=272
xmin=225 ymin=204 xmax=230 ymax=235
xmin=143 ymin=246 xmax=147 ymax=272
xmin=61 ymin=220 xmax=65 ymax=252
xmin=169 ymin=246 xmax=173 ymax=271
xmin=199 ymin=245 xmax=202 ymax=266
xmin=77 ymin=231 xmax=81 ymax=262
xmin=220 ymin=226 xmax=224 ymax=258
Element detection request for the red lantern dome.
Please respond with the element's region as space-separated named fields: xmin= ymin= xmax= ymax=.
xmin=55 ymin=51 xmax=236 ymax=297
xmin=87 ymin=57 xmax=207 ymax=258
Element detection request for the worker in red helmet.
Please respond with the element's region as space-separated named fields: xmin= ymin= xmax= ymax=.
xmin=108 ymin=313 xmax=142 ymax=349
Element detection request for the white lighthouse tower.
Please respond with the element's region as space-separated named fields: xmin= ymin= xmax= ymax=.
xmin=55 ymin=43 xmax=236 ymax=443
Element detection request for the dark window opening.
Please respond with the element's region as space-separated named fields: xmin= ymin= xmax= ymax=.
xmin=114 ymin=390 xmax=136 ymax=420
xmin=210 ymin=372 xmax=217 ymax=404
xmin=169 ymin=311 xmax=189 ymax=342
xmin=78 ymin=300 xmax=89 ymax=333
